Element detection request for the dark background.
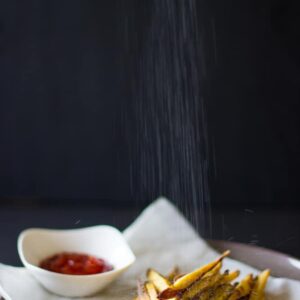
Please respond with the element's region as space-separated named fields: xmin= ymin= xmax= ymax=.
xmin=0 ymin=0 xmax=299 ymax=265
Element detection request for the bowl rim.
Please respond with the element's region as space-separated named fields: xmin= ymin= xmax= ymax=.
xmin=17 ymin=225 xmax=136 ymax=279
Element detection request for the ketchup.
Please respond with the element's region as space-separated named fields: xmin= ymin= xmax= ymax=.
xmin=40 ymin=252 xmax=113 ymax=275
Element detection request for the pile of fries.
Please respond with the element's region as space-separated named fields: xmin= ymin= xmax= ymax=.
xmin=135 ymin=251 xmax=270 ymax=300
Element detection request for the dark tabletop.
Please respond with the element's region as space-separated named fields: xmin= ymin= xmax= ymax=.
xmin=1 ymin=202 xmax=299 ymax=266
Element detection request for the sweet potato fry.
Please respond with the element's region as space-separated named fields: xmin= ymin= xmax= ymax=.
xmin=147 ymin=269 xmax=171 ymax=292
xmin=198 ymin=288 xmax=214 ymax=300
xmin=134 ymin=251 xmax=270 ymax=300
xmin=173 ymin=251 xmax=230 ymax=289
xmin=136 ymin=281 xmax=150 ymax=300
xmin=202 ymin=262 xmax=222 ymax=279
xmin=210 ymin=284 xmax=234 ymax=300
xmin=181 ymin=268 xmax=223 ymax=299
xmin=220 ymin=270 xmax=240 ymax=284
xmin=249 ymin=269 xmax=270 ymax=300
xmin=145 ymin=282 xmax=158 ymax=300
xmin=159 ymin=251 xmax=230 ymax=298
xmin=228 ymin=274 xmax=254 ymax=300
xmin=167 ymin=267 xmax=180 ymax=283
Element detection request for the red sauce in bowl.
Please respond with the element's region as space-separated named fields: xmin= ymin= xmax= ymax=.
xmin=39 ymin=252 xmax=113 ymax=275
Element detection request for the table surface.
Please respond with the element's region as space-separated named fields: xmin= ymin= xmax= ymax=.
xmin=0 ymin=203 xmax=299 ymax=266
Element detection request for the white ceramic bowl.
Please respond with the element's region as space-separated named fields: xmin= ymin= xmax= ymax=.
xmin=17 ymin=225 xmax=136 ymax=297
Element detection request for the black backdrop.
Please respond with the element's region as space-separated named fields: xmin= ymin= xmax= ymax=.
xmin=0 ymin=0 xmax=300 ymax=206
xmin=0 ymin=1 xmax=130 ymax=201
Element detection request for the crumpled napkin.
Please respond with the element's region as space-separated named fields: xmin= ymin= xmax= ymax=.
xmin=0 ymin=198 xmax=299 ymax=300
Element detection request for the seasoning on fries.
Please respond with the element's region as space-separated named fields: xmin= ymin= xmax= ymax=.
xmin=134 ymin=251 xmax=270 ymax=300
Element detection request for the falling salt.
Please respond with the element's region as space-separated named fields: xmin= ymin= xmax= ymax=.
xmin=122 ymin=0 xmax=213 ymax=237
